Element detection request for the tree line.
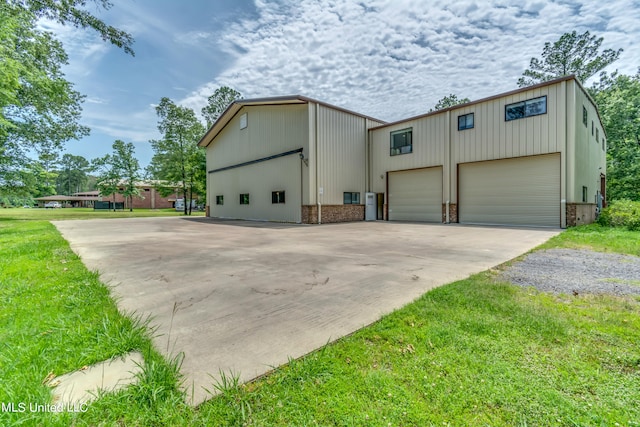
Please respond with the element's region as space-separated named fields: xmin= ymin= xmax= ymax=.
xmin=0 ymin=0 xmax=242 ymax=212
xmin=1 ymin=2 xmax=638 ymax=208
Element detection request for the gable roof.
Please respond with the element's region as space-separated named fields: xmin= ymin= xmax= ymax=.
xmin=197 ymin=95 xmax=385 ymax=148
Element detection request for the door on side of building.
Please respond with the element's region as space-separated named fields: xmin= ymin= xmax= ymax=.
xmin=388 ymin=166 xmax=443 ymax=222
xmin=458 ymin=153 xmax=560 ymax=227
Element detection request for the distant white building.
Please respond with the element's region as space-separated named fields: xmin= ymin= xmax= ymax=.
xmin=198 ymin=75 xmax=606 ymax=228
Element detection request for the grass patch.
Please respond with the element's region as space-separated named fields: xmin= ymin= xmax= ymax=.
xmin=195 ymin=277 xmax=640 ymax=426
xmin=1 ymin=222 xmax=639 ymax=425
xmin=0 ymin=220 xmax=189 ymax=425
xmin=537 ymin=223 xmax=640 ymax=256
xmin=0 ymin=207 xmax=204 ymax=221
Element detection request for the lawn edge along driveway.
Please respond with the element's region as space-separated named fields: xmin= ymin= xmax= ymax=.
xmin=53 ymin=217 xmax=559 ymax=405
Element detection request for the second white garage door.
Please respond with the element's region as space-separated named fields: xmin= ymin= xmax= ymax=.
xmin=388 ymin=167 xmax=442 ymax=222
xmin=458 ymin=154 xmax=560 ymax=227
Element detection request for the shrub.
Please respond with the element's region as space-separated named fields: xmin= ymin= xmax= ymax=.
xmin=597 ymin=199 xmax=640 ymax=231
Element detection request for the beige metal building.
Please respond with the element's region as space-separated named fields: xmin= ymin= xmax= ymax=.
xmin=199 ymin=76 xmax=606 ymax=227
xmin=370 ymin=75 xmax=606 ymax=228
xmin=198 ymin=96 xmax=384 ymax=223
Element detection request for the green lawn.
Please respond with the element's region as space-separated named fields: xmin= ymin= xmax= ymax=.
xmin=0 ymin=218 xmax=638 ymax=426
xmin=0 ymin=206 xmax=204 ymax=221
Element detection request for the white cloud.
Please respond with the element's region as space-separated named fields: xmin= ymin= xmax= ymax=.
xmin=37 ymin=19 xmax=110 ymax=78
xmin=179 ymin=0 xmax=640 ymax=122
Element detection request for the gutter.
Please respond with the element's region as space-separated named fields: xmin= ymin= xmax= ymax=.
xmin=315 ymin=103 xmax=321 ymax=224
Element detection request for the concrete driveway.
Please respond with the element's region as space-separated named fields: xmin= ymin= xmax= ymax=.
xmin=54 ymin=217 xmax=559 ymax=405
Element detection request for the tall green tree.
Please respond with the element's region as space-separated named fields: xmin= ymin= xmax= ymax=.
xmin=592 ymin=71 xmax=640 ymax=201
xmin=10 ymin=0 xmax=134 ymax=55
xmin=518 ymin=31 xmax=622 ymax=87
xmin=1 ymin=1 xmax=133 ymax=196
xmin=37 ymin=145 xmax=60 ymax=193
xmin=27 ymin=161 xmax=56 ymax=197
xmin=201 ymin=86 xmax=242 ymax=128
xmin=93 ymin=141 xmax=142 ymax=211
xmin=430 ymin=94 xmax=470 ymax=112
xmin=111 ymin=140 xmax=141 ymax=211
xmin=1 ymin=4 xmax=87 ymax=193
xmin=56 ymin=154 xmax=90 ymax=195
xmin=92 ymin=154 xmax=120 ymax=210
xmin=149 ymin=97 xmax=206 ymax=215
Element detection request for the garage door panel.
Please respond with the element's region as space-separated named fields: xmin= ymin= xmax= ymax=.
xmin=459 ymin=154 xmax=559 ymax=227
xmin=389 ymin=167 xmax=442 ymax=222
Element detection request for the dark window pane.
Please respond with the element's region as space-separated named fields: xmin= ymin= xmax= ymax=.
xmin=526 ymin=97 xmax=546 ymax=116
xmin=390 ymin=129 xmax=412 ymax=156
xmin=506 ymin=102 xmax=525 ymax=121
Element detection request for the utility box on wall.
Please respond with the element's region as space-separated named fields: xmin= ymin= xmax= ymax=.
xmin=365 ymin=192 xmax=376 ymax=221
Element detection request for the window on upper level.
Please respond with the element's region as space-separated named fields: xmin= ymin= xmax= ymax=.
xmin=458 ymin=113 xmax=474 ymax=130
xmin=505 ymin=96 xmax=547 ymax=121
xmin=390 ymin=128 xmax=412 ymax=156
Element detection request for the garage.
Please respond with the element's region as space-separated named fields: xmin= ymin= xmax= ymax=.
xmin=388 ymin=167 xmax=442 ymax=222
xmin=458 ymin=153 xmax=560 ymax=227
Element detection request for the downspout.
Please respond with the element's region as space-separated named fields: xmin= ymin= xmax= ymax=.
xmin=300 ymin=150 xmax=303 ymax=224
xmin=446 ymin=200 xmax=450 ymax=223
xmin=315 ymin=103 xmax=321 ymax=224
xmin=366 ymin=119 xmax=370 ymax=193
xmin=446 ymin=110 xmax=451 ymax=223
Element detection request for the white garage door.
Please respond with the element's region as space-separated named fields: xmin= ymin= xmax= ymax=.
xmin=459 ymin=154 xmax=560 ymax=227
xmin=388 ymin=167 xmax=442 ymax=222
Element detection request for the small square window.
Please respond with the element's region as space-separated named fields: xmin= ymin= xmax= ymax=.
xmin=240 ymin=113 xmax=247 ymax=130
xmin=582 ymin=106 xmax=587 ymax=126
xmin=343 ymin=192 xmax=361 ymax=204
xmin=390 ymin=128 xmax=412 ymax=156
xmin=582 ymin=186 xmax=588 ymax=203
xmin=216 ymin=195 xmax=224 ymax=205
xmin=239 ymin=193 xmax=249 ymax=205
xmin=458 ymin=113 xmax=474 ymax=130
xmin=271 ymin=191 xmax=285 ymax=204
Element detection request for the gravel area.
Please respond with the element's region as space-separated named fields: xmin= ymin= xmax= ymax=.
xmin=500 ymin=249 xmax=640 ymax=296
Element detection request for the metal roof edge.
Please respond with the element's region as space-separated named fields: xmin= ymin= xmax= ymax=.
xmin=197 ymin=95 xmax=386 ymax=148
xmin=368 ymin=75 xmax=579 ymax=131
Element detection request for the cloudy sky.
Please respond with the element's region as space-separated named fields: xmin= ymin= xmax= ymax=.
xmin=42 ymin=0 xmax=640 ymax=167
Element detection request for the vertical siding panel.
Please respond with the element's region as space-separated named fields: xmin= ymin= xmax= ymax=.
xmin=208 ymin=104 xmax=308 ymax=171
xmin=316 ymin=104 xmax=369 ymax=205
